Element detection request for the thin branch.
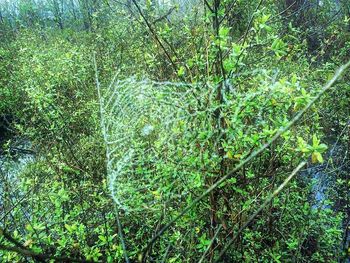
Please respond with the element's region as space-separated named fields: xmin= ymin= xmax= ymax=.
xmin=219 ymin=0 xmax=238 ymax=25
xmin=204 ymin=0 xmax=214 ymax=13
xmin=0 ymin=244 xmax=90 ymax=263
xmin=215 ymin=161 xmax=306 ymax=262
xmin=160 ymin=243 xmax=172 ymax=263
xmin=270 ymin=0 xmax=297 ymax=21
xmin=129 ymin=0 xmax=179 ymax=75
xmin=0 ymin=228 xmax=91 ymax=262
xmin=198 ymin=225 xmax=223 ymax=263
xmin=239 ymin=0 xmax=264 ymax=44
xmin=153 ymin=7 xmax=176 ymax=24
xmin=227 ymin=0 xmax=264 ymax=79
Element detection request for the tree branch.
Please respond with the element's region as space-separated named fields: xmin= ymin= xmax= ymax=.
xmin=0 ymin=228 xmax=91 ymax=262
xmin=215 ymin=161 xmax=307 ymax=261
xmin=130 ymin=0 xmax=179 ymax=75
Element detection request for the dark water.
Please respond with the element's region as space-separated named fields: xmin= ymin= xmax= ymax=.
xmin=0 ymin=140 xmax=34 ymax=221
xmin=303 ymin=142 xmax=350 ymax=262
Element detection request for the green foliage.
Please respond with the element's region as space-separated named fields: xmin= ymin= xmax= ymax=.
xmin=0 ymin=0 xmax=349 ymax=262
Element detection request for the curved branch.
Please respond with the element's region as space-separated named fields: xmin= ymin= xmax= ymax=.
xmin=0 ymin=228 xmax=91 ymax=263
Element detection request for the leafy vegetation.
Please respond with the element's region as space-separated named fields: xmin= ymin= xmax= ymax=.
xmin=0 ymin=0 xmax=349 ymax=262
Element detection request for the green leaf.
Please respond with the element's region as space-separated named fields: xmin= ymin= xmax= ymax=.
xmin=177 ymin=66 xmax=185 ymax=77
xmin=317 ymin=143 xmax=328 ymax=152
xmin=312 ymin=151 xmax=323 ymax=163
xmin=98 ymin=235 xmax=107 ymax=243
xmin=219 ymin=27 xmax=230 ymax=39
xmin=271 ymin=39 xmax=287 ymax=57
xmin=312 ymin=134 xmax=320 ymax=147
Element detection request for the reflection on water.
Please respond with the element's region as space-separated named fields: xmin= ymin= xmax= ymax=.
xmin=0 ymin=140 xmax=34 ymax=223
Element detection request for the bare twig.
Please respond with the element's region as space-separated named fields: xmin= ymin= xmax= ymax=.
xmin=153 ymin=7 xmax=176 ymax=24
xmin=198 ymin=225 xmax=223 ymax=263
xmin=129 ymin=0 xmax=179 ymax=75
xmin=215 ymin=161 xmax=306 ymax=261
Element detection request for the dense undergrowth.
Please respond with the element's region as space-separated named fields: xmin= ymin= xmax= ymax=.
xmin=0 ymin=0 xmax=350 ymax=262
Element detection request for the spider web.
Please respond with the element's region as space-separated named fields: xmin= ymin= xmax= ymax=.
xmin=97 ymin=75 xmax=284 ymax=213
xmin=98 ymin=78 xmax=216 ymax=212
